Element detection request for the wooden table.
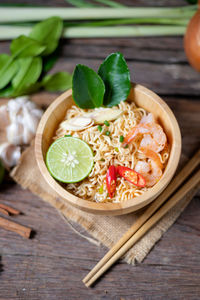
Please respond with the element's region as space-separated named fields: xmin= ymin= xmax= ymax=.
xmin=0 ymin=0 xmax=200 ymax=299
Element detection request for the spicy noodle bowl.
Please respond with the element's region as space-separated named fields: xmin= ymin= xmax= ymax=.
xmin=53 ymin=100 xmax=169 ymax=203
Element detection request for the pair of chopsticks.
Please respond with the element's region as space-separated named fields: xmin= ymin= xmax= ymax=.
xmin=83 ymin=149 xmax=200 ymax=287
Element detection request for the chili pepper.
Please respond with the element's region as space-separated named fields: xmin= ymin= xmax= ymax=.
xmin=116 ymin=166 xmax=146 ymax=187
xmin=106 ymin=165 xmax=117 ymax=198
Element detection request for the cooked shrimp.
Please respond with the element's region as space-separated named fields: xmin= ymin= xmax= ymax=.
xmin=140 ymin=147 xmax=163 ymax=170
xmin=140 ymin=113 xmax=155 ymax=124
xmin=135 ymin=159 xmax=162 ymax=187
xmin=122 ymin=113 xmax=167 ymax=152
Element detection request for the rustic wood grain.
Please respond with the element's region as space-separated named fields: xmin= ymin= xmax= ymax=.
xmin=0 ymin=0 xmax=200 ymax=299
xmin=1 ymin=37 xmax=200 ymax=96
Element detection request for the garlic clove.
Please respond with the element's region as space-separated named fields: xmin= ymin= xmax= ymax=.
xmin=2 ymin=96 xmax=43 ymax=146
xmin=24 ymin=99 xmax=36 ymax=111
xmin=23 ymin=126 xmax=35 ymax=144
xmin=7 ymin=99 xmax=23 ymax=122
xmin=70 ymin=116 xmax=92 ymax=127
xmin=0 ymin=105 xmax=9 ymax=126
xmin=31 ymin=108 xmax=43 ymax=119
xmin=60 ymin=108 xmax=122 ymax=132
xmin=85 ymin=108 xmax=123 ymax=124
xmin=15 ymin=96 xmax=29 ymax=105
xmin=60 ymin=116 xmax=93 ymax=131
xmin=6 ymin=122 xmax=24 ymax=145
xmin=22 ymin=106 xmax=40 ymax=134
xmin=0 ymin=143 xmax=21 ymax=168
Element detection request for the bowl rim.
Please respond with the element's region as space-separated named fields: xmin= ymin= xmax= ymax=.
xmin=35 ymin=83 xmax=182 ymax=215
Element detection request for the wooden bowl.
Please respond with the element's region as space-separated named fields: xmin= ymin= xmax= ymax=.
xmin=35 ymin=84 xmax=181 ymax=216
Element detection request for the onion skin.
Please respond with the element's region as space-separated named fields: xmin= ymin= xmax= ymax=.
xmin=184 ymin=9 xmax=200 ymax=72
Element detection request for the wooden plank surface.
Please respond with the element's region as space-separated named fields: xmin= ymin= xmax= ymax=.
xmin=0 ymin=0 xmax=200 ymax=299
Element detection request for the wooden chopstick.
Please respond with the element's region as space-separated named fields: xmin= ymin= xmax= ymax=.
xmin=85 ymin=169 xmax=200 ymax=287
xmin=83 ymin=149 xmax=200 ymax=286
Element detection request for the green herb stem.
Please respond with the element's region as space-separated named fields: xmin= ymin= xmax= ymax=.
xmin=69 ymin=17 xmax=189 ymax=27
xmin=119 ymin=135 xmax=124 ymax=143
xmin=63 ymin=25 xmax=187 ymax=38
xmin=98 ymin=125 xmax=103 ymax=132
xmin=94 ymin=0 xmax=125 ymax=7
xmin=0 ymin=6 xmax=196 ymax=23
xmin=0 ymin=25 xmax=187 ymax=40
xmin=104 ymin=120 xmax=110 ymax=126
xmin=64 ymin=25 xmax=187 ymax=38
xmin=2 ymin=17 xmax=190 ymax=28
xmin=98 ymin=184 xmax=104 ymax=194
xmin=65 ymin=0 xmax=98 ymax=7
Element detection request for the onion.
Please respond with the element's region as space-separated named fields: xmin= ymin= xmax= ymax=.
xmin=184 ymin=6 xmax=200 ymax=72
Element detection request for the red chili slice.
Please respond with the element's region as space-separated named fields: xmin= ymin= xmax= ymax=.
xmin=106 ymin=165 xmax=117 ymax=198
xmin=116 ymin=166 xmax=146 ymax=187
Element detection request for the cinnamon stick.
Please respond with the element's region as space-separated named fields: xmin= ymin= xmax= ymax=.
xmin=0 ymin=203 xmax=20 ymax=215
xmin=0 ymin=216 xmax=31 ymax=238
xmin=0 ymin=208 xmax=9 ymax=216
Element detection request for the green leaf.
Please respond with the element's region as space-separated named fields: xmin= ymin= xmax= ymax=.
xmin=0 ymin=82 xmax=42 ymax=98
xmin=10 ymin=35 xmax=46 ymax=58
xmin=43 ymin=51 xmax=59 ymax=73
xmin=42 ymin=72 xmax=72 ymax=92
xmin=12 ymin=57 xmax=42 ymax=92
xmin=0 ymin=53 xmax=9 ymax=67
xmin=16 ymin=82 xmax=42 ymax=96
xmin=98 ymin=52 xmax=131 ymax=107
xmin=0 ymin=54 xmax=18 ymax=89
xmin=0 ymin=85 xmax=15 ymax=97
xmin=72 ymin=64 xmax=105 ymax=109
xmin=29 ymin=17 xmax=63 ymax=56
xmin=0 ymin=161 xmax=5 ymax=184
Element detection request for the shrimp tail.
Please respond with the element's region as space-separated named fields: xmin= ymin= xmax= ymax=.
xmin=122 ymin=127 xmax=138 ymax=147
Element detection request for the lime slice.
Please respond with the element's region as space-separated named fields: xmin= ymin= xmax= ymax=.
xmin=46 ymin=136 xmax=94 ymax=183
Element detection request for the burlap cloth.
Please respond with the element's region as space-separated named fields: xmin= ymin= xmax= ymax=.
xmin=10 ymin=143 xmax=198 ymax=265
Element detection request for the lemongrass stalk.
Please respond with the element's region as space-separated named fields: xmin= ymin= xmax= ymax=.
xmin=0 ymin=6 xmax=196 ymax=23
xmin=0 ymin=26 xmax=31 ymax=39
xmin=3 ymin=17 xmax=190 ymax=28
xmin=63 ymin=25 xmax=186 ymax=38
xmin=66 ymin=17 xmax=189 ymax=27
xmin=0 ymin=25 xmax=186 ymax=40
xmin=65 ymin=0 xmax=98 ymax=7
xmin=94 ymin=0 xmax=125 ymax=7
